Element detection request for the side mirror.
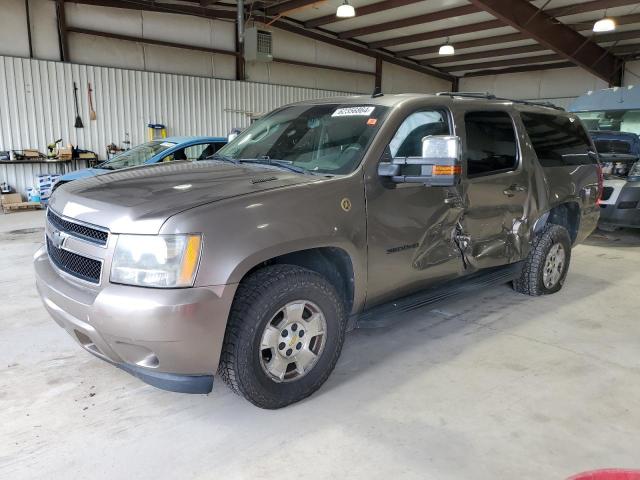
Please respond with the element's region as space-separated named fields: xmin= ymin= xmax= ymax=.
xmin=378 ymin=135 xmax=462 ymax=186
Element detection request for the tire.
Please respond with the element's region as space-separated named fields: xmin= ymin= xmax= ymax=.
xmin=513 ymin=224 xmax=572 ymax=296
xmin=218 ymin=265 xmax=347 ymax=409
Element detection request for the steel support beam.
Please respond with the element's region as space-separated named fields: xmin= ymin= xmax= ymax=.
xmin=467 ymin=0 xmax=622 ymax=84
xmin=65 ymin=0 xmax=236 ymax=20
xmin=375 ymin=56 xmax=382 ymax=93
xmin=443 ymin=54 xmax=563 ymax=73
xmin=55 ymin=0 xmax=69 ymax=62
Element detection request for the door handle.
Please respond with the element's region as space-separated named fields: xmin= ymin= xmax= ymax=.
xmin=503 ymin=184 xmax=527 ymax=197
xmin=443 ymin=192 xmax=462 ymax=206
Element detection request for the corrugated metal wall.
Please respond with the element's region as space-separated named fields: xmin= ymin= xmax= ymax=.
xmin=0 ymin=55 xmax=354 ymax=158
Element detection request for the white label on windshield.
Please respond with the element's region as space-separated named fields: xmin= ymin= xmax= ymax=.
xmin=161 ymin=142 xmax=176 ymax=147
xmin=332 ymin=106 xmax=375 ymax=117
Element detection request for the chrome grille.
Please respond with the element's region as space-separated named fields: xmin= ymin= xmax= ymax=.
xmin=47 ymin=209 xmax=108 ymax=246
xmin=46 ymin=237 xmax=102 ymax=284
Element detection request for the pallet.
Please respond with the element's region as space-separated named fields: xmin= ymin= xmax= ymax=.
xmin=2 ymin=201 xmax=42 ymax=213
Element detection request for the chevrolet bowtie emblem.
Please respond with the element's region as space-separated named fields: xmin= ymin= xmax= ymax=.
xmin=51 ymin=229 xmax=68 ymax=249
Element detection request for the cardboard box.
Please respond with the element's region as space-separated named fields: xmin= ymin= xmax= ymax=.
xmin=58 ymin=146 xmax=72 ymax=160
xmin=23 ymin=149 xmax=41 ymax=157
xmin=1 ymin=193 xmax=22 ymax=205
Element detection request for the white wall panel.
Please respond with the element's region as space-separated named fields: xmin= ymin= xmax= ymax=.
xmin=30 ymin=0 xmax=60 ymax=61
xmin=0 ymin=0 xmax=30 ymax=58
xmin=0 ymin=55 xmax=353 ymax=159
xmin=382 ymin=62 xmax=451 ymax=94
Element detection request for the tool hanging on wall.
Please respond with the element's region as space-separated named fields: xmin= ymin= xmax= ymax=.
xmin=88 ymin=83 xmax=97 ymax=121
xmin=73 ymin=82 xmax=84 ymax=128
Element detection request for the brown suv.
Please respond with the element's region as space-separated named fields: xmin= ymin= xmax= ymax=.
xmin=34 ymin=93 xmax=601 ymax=408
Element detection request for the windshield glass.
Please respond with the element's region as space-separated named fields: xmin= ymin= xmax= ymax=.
xmin=101 ymin=141 xmax=176 ymax=169
xmin=216 ymin=104 xmax=389 ymax=174
xmin=576 ymin=109 xmax=640 ymax=135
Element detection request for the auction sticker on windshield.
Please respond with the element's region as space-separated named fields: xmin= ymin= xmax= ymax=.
xmin=332 ymin=106 xmax=376 ymax=117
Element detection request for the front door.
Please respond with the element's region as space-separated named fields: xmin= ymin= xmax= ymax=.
xmin=457 ymin=110 xmax=530 ymax=269
xmin=365 ymin=109 xmax=466 ymax=307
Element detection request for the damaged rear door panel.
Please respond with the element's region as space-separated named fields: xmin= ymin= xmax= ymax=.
xmin=454 ymin=109 xmax=540 ymax=271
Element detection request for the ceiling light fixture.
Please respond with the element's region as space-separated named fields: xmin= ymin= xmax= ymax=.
xmin=439 ymin=38 xmax=455 ymax=56
xmin=593 ymin=17 xmax=616 ymax=32
xmin=336 ymin=0 xmax=355 ymax=18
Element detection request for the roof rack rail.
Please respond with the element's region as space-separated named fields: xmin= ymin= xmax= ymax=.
xmin=436 ymin=91 xmax=565 ymax=111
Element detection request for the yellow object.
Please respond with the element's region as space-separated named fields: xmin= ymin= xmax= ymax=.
xmin=148 ymin=123 xmax=167 ymax=141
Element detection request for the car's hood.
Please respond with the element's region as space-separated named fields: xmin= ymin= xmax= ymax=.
xmin=49 ymin=161 xmax=320 ymax=233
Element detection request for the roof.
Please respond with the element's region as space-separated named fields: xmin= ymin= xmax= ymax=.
xmin=291 ymin=92 xmax=570 ymax=114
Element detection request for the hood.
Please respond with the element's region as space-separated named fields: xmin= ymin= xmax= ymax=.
xmin=49 ymin=161 xmax=319 ymax=233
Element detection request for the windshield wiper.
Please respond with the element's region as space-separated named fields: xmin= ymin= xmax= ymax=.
xmin=238 ymin=158 xmax=313 ymax=175
xmin=206 ymin=153 xmax=239 ymax=164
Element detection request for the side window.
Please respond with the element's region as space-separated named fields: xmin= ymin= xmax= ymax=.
xmin=520 ymin=112 xmax=594 ymax=166
xmin=389 ymin=110 xmax=449 ymax=158
xmin=465 ymin=111 xmax=518 ymax=177
xmin=183 ymin=144 xmax=209 ymax=161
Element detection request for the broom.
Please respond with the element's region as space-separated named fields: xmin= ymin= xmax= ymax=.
xmin=88 ymin=83 xmax=97 ymax=121
xmin=73 ymin=82 xmax=84 ymax=129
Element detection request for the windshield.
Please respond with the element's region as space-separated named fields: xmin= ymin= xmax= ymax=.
xmin=216 ymin=104 xmax=388 ymax=174
xmin=576 ymin=109 xmax=640 ymax=135
xmin=101 ymin=141 xmax=176 ymax=169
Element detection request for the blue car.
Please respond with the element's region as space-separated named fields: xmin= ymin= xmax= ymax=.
xmin=53 ymin=136 xmax=227 ymax=190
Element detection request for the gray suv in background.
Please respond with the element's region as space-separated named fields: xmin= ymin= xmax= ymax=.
xmin=34 ymin=93 xmax=601 ymax=408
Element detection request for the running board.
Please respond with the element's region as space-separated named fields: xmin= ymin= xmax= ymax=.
xmin=354 ymin=262 xmax=523 ymax=329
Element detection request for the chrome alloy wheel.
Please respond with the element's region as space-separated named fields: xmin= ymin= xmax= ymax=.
xmin=543 ymin=243 xmax=566 ymax=289
xmin=259 ymin=300 xmax=327 ymax=383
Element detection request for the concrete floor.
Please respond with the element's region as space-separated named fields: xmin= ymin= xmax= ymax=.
xmin=1 ymin=209 xmax=639 ymax=480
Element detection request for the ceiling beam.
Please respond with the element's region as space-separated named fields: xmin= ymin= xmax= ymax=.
xmin=467 ymin=0 xmax=622 ymax=84
xmin=425 ymin=44 xmax=545 ymax=65
xmin=442 ymin=54 xmax=563 ymax=72
xmin=369 ymin=19 xmax=503 ymax=49
xmin=337 ymin=4 xmax=479 ymax=39
xmin=266 ymin=0 xmax=324 ymax=16
xmin=64 ymin=0 xmax=237 ymax=19
xmin=463 ymin=61 xmax=575 ymax=77
xmin=305 ymin=0 xmax=424 ymax=29
xmin=368 ymin=0 xmax=639 ymax=50
xmin=421 ymin=29 xmax=640 ymax=64
xmin=396 ymin=32 xmax=528 ymax=58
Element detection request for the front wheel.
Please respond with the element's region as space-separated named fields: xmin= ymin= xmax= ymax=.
xmin=513 ymin=224 xmax=572 ymax=296
xmin=218 ymin=265 xmax=347 ymax=409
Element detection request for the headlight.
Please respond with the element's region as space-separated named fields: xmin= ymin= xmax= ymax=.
xmin=110 ymin=234 xmax=202 ymax=288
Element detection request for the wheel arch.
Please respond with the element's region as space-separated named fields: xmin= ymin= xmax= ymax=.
xmin=232 ymin=244 xmax=361 ymax=315
xmin=534 ymin=201 xmax=581 ymax=244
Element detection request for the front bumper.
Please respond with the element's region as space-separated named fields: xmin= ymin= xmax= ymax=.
xmin=34 ymin=246 xmax=236 ymax=394
xmin=599 ymin=182 xmax=640 ymax=228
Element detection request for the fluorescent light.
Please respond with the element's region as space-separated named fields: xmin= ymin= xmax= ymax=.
xmin=439 ymin=44 xmax=455 ymax=55
xmin=336 ymin=1 xmax=355 ymax=18
xmin=593 ymin=17 xmax=616 ymax=32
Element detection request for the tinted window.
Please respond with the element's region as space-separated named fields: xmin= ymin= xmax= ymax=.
xmin=521 ymin=112 xmax=594 ymax=166
xmin=465 ymin=111 xmax=517 ymax=177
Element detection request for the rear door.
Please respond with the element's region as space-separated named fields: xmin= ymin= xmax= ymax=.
xmin=458 ymin=109 xmax=531 ymax=269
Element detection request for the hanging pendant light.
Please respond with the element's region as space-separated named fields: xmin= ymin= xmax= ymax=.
xmin=336 ymin=0 xmax=355 ymax=18
xmin=439 ymin=38 xmax=455 ymax=56
xmin=593 ymin=17 xmax=616 ymax=32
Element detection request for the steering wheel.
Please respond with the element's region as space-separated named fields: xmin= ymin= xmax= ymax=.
xmin=338 ymin=144 xmax=362 ymax=164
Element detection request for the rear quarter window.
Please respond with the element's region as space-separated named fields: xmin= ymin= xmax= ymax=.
xmin=520 ymin=112 xmax=595 ymax=166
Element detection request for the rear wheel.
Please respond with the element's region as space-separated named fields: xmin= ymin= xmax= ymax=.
xmin=218 ymin=265 xmax=346 ymax=409
xmin=513 ymin=224 xmax=572 ymax=296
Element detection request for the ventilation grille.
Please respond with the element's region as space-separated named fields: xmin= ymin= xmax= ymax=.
xmin=245 ymin=27 xmax=273 ymax=62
